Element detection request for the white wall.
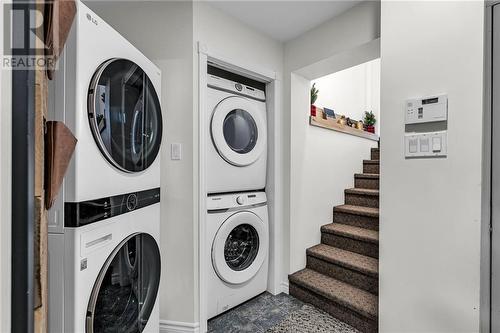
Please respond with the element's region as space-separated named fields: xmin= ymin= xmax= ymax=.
xmin=84 ymin=1 xmax=197 ymax=325
xmin=312 ymin=58 xmax=380 ymax=134
xmin=194 ymin=2 xmax=283 ymax=76
xmin=0 ymin=0 xmax=12 ymax=330
xmin=379 ymin=1 xmax=484 ymax=332
xmin=283 ymin=1 xmax=380 ymax=281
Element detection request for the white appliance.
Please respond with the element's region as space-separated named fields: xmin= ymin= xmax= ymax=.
xmin=49 ymin=203 xmax=161 ymax=333
xmin=206 ymin=191 xmax=269 ymax=318
xmin=61 ymin=1 xmax=163 ymax=205
xmin=206 ymin=73 xmax=267 ymax=194
xmin=48 ymin=3 xmax=162 ymax=332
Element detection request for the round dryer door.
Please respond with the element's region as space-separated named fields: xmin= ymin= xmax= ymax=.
xmin=88 ymin=58 xmax=162 ymax=173
xmin=86 ymin=233 xmax=160 ymax=333
xmin=211 ymin=96 xmax=267 ymax=166
xmin=212 ymin=211 xmax=268 ymax=285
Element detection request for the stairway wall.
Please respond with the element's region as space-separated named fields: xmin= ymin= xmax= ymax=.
xmin=288 ymin=74 xmax=378 ymax=272
xmin=379 ymin=2 xmax=484 ymax=332
xmin=289 ymin=147 xmax=380 ymax=332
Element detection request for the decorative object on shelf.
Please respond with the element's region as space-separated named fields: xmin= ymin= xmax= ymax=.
xmin=310 ymin=83 xmax=319 ymax=117
xmin=346 ymin=117 xmax=354 ymax=127
xmin=310 ymin=105 xmax=316 ymax=117
xmin=363 ymin=111 xmax=376 ymax=134
xmin=356 ymin=121 xmax=364 ymax=130
xmin=311 ymin=83 xmax=319 ymax=105
xmin=337 ymin=115 xmax=347 ymax=126
xmin=324 ymin=107 xmax=335 ymax=119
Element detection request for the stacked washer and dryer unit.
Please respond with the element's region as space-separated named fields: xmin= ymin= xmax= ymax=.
xmin=206 ymin=66 xmax=270 ymax=319
xmin=48 ymin=3 xmax=163 ymax=333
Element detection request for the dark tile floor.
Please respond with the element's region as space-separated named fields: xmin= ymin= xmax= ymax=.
xmin=207 ymin=292 xmax=359 ymax=333
xmin=208 ymin=292 xmax=304 ymax=333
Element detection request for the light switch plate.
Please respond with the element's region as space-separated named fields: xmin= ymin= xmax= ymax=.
xmin=171 ymin=143 xmax=182 ymax=160
xmin=405 ymin=131 xmax=447 ymax=158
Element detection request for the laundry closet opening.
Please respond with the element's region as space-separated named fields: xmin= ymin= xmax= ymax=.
xmin=198 ymin=50 xmax=282 ymax=333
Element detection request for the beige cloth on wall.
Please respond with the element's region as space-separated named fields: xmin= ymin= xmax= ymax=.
xmin=45 ymin=121 xmax=77 ymax=210
xmin=45 ymin=0 xmax=76 ymax=79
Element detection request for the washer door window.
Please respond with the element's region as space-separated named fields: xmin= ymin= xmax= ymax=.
xmin=211 ymin=96 xmax=266 ymax=167
xmin=88 ymin=59 xmax=162 ymax=173
xmin=86 ymin=233 xmax=161 ymax=333
xmin=212 ymin=211 xmax=268 ymax=284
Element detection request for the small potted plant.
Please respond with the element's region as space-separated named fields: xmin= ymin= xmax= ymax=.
xmin=363 ymin=111 xmax=376 ymax=133
xmin=310 ymin=83 xmax=319 ymax=117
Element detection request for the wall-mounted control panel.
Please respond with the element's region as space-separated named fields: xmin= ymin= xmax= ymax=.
xmin=405 ymin=131 xmax=447 ymax=158
xmin=405 ymin=94 xmax=447 ymax=124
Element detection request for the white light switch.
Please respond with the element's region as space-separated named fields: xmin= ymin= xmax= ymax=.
xmin=171 ymin=143 xmax=182 ymax=160
xmin=432 ymin=137 xmax=442 ymax=152
xmin=420 ymin=137 xmax=429 ymax=152
xmin=409 ymin=139 xmax=418 ymax=153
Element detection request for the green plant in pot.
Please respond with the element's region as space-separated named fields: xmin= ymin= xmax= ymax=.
xmin=363 ymin=111 xmax=376 ymax=133
xmin=310 ymin=83 xmax=319 ymax=117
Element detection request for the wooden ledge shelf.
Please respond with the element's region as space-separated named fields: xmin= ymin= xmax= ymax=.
xmin=310 ymin=116 xmax=379 ymax=142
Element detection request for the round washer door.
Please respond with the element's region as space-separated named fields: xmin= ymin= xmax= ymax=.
xmin=88 ymin=58 xmax=163 ymax=173
xmin=211 ymin=96 xmax=267 ymax=167
xmin=212 ymin=211 xmax=268 ymax=285
xmin=86 ymin=233 xmax=161 ymax=333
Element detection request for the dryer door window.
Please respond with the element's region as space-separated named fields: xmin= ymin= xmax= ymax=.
xmin=211 ymin=96 xmax=267 ymax=167
xmin=212 ymin=211 xmax=268 ymax=285
xmin=86 ymin=233 xmax=161 ymax=333
xmin=223 ymin=109 xmax=258 ymax=154
xmin=88 ymin=59 xmax=162 ymax=173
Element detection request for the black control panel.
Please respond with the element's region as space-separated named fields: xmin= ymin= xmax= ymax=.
xmin=64 ymin=188 xmax=160 ymax=227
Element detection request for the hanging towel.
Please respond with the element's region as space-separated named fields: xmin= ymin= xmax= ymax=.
xmin=44 ymin=0 xmax=76 ymax=79
xmin=44 ymin=121 xmax=77 ymax=210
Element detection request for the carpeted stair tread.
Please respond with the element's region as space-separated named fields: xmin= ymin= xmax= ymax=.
xmin=354 ymin=173 xmax=379 ymax=179
xmin=345 ymin=188 xmax=379 ymax=196
xmin=307 ymin=244 xmax=378 ymax=277
xmin=321 ymin=223 xmax=379 ymax=244
xmin=363 ymin=160 xmax=379 ymax=164
xmin=334 ymin=204 xmax=379 ymax=217
xmin=289 ymin=269 xmax=378 ymax=320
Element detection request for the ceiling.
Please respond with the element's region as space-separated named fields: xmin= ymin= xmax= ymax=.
xmin=206 ymin=1 xmax=362 ymax=42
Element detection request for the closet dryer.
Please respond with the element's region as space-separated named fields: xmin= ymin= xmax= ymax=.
xmin=206 ymin=72 xmax=267 ymax=194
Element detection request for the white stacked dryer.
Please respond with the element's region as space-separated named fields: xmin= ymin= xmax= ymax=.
xmin=48 ymin=2 xmax=162 ymax=332
xmin=206 ymin=71 xmax=267 ymax=194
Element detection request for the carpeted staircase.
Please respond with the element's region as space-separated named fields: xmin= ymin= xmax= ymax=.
xmin=289 ymin=147 xmax=380 ymax=333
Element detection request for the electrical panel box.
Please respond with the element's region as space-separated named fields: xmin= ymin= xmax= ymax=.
xmin=405 ymin=131 xmax=447 ymax=158
xmin=405 ymin=94 xmax=447 ymax=124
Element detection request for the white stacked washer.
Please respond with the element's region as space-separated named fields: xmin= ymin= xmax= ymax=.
xmin=206 ymin=72 xmax=267 ymax=194
xmin=206 ymin=191 xmax=269 ymax=319
xmin=48 ymin=2 xmax=162 ymax=333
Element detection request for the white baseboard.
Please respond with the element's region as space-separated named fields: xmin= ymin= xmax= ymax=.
xmin=159 ymin=320 xmax=200 ymax=333
xmin=280 ymin=281 xmax=289 ymax=294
